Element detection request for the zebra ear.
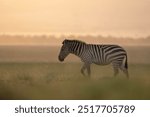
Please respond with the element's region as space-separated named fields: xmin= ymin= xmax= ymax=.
xmin=62 ymin=40 xmax=65 ymax=44
xmin=62 ymin=39 xmax=70 ymax=44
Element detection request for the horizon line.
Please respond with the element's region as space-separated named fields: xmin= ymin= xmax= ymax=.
xmin=0 ymin=32 xmax=150 ymax=39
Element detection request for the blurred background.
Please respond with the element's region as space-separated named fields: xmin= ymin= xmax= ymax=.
xmin=1 ymin=0 xmax=150 ymax=37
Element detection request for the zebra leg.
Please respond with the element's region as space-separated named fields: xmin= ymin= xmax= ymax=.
xmin=124 ymin=69 xmax=129 ymax=78
xmin=120 ymin=67 xmax=129 ymax=78
xmin=81 ymin=63 xmax=91 ymax=77
xmin=81 ymin=64 xmax=86 ymax=76
xmin=113 ymin=67 xmax=119 ymax=77
xmin=86 ymin=64 xmax=91 ymax=77
xmin=112 ymin=63 xmax=119 ymax=77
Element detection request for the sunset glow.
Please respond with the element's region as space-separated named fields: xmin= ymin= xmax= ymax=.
xmin=0 ymin=0 xmax=150 ymax=37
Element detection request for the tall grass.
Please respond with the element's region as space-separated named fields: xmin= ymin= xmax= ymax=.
xmin=0 ymin=63 xmax=150 ymax=100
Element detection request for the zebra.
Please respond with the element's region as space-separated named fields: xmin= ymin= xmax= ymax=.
xmin=58 ymin=39 xmax=129 ymax=78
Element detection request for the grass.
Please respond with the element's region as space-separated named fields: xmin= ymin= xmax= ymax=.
xmin=0 ymin=62 xmax=150 ymax=100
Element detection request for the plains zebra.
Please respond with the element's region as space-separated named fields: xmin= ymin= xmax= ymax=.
xmin=58 ymin=39 xmax=129 ymax=78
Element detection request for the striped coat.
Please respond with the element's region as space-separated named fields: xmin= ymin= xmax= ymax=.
xmin=58 ymin=39 xmax=129 ymax=78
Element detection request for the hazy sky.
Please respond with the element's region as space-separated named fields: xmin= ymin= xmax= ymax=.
xmin=0 ymin=0 xmax=150 ymax=37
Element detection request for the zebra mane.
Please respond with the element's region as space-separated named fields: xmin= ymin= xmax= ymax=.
xmin=62 ymin=39 xmax=86 ymax=44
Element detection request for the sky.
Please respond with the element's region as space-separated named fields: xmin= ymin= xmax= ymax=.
xmin=0 ymin=0 xmax=150 ymax=37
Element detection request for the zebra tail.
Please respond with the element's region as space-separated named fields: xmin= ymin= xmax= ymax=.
xmin=125 ymin=54 xmax=128 ymax=69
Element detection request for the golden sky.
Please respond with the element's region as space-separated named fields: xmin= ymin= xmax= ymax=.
xmin=0 ymin=0 xmax=150 ymax=37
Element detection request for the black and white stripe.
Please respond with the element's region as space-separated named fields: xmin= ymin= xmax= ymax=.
xmin=58 ymin=39 xmax=129 ymax=78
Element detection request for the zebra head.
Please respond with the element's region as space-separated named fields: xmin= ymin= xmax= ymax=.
xmin=58 ymin=39 xmax=70 ymax=62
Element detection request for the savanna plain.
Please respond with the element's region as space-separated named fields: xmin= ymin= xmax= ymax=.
xmin=0 ymin=45 xmax=150 ymax=99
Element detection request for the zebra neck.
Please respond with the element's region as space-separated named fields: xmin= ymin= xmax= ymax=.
xmin=69 ymin=43 xmax=85 ymax=57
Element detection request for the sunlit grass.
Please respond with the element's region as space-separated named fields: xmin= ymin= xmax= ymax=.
xmin=0 ymin=63 xmax=150 ymax=100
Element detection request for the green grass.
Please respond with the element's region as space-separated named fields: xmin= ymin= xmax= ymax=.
xmin=0 ymin=62 xmax=150 ymax=100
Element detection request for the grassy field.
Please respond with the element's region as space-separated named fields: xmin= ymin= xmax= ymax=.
xmin=0 ymin=45 xmax=150 ymax=99
xmin=0 ymin=62 xmax=150 ymax=100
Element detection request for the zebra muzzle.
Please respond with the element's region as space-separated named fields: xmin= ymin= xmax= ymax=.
xmin=58 ymin=56 xmax=64 ymax=62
